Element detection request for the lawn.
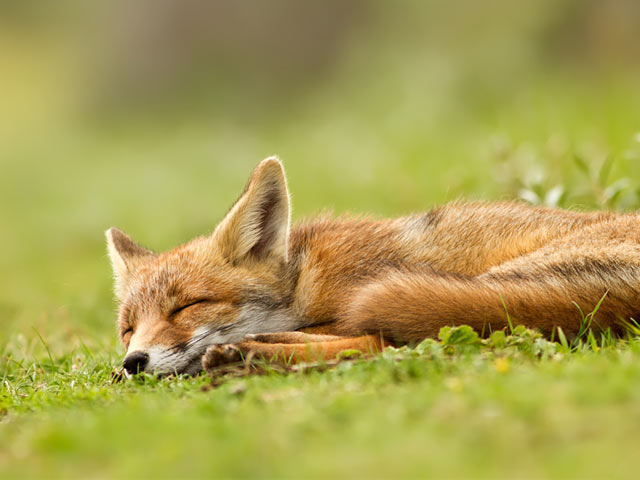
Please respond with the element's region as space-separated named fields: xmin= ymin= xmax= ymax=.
xmin=4 ymin=327 xmax=640 ymax=478
xmin=3 ymin=2 xmax=640 ymax=478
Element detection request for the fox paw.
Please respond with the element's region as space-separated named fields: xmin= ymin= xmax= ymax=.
xmin=202 ymin=344 xmax=244 ymax=371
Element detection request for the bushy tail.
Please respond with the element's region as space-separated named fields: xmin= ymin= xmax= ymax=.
xmin=339 ymin=264 xmax=639 ymax=342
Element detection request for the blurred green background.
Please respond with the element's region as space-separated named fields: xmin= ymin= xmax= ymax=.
xmin=2 ymin=0 xmax=640 ymax=368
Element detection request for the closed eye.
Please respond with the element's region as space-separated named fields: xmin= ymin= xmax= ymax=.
xmin=122 ymin=327 xmax=133 ymax=342
xmin=170 ymin=300 xmax=207 ymax=317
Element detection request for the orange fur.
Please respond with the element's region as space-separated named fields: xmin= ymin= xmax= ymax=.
xmin=107 ymin=157 xmax=640 ymax=375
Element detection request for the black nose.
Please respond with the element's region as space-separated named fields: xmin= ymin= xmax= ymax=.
xmin=123 ymin=351 xmax=149 ymax=375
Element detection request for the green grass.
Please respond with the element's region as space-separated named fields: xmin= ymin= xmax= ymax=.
xmin=3 ymin=328 xmax=640 ymax=478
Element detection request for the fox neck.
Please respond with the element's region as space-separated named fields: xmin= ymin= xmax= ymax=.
xmin=210 ymin=261 xmax=307 ymax=342
xmin=207 ymin=304 xmax=302 ymax=344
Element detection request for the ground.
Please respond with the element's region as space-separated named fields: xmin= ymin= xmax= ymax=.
xmin=4 ymin=327 xmax=640 ymax=478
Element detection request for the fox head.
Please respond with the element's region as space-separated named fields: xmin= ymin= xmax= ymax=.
xmin=106 ymin=157 xmax=300 ymax=375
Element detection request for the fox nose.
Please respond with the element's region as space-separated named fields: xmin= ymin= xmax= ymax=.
xmin=123 ymin=351 xmax=149 ymax=375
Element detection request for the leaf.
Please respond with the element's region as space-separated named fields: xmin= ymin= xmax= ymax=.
xmin=513 ymin=325 xmax=527 ymax=336
xmin=414 ymin=338 xmax=441 ymax=356
xmin=337 ymin=349 xmax=363 ymax=360
xmin=532 ymin=337 xmax=558 ymax=359
xmin=451 ymin=326 xmax=480 ymax=345
xmin=499 ymin=295 xmax=514 ymax=333
xmin=488 ymin=330 xmax=506 ymax=349
xmin=544 ymin=185 xmax=565 ymax=207
xmin=518 ymin=189 xmax=540 ymax=205
xmin=573 ymin=153 xmax=590 ymax=178
xmin=598 ymin=155 xmax=614 ymax=187
xmin=556 ymin=327 xmax=570 ymax=352
xmin=586 ymin=330 xmax=599 ymax=352
xmin=603 ymin=178 xmax=630 ymax=204
xmin=523 ymin=166 xmax=545 ymax=188
xmin=438 ymin=325 xmax=480 ymax=346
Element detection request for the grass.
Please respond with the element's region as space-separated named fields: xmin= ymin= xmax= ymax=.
xmin=3 ymin=328 xmax=640 ymax=478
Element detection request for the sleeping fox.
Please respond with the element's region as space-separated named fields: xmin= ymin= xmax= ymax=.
xmin=106 ymin=157 xmax=640 ymax=375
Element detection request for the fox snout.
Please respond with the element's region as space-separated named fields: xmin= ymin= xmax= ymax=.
xmin=122 ymin=351 xmax=149 ymax=375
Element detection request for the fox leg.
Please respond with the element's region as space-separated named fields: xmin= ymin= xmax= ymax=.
xmin=243 ymin=332 xmax=343 ymax=343
xmin=202 ymin=333 xmax=383 ymax=370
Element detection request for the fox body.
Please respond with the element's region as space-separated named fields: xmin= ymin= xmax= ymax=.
xmin=107 ymin=158 xmax=640 ymax=375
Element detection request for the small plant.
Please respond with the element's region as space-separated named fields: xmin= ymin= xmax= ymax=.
xmin=492 ymin=134 xmax=640 ymax=210
xmin=437 ymin=325 xmax=481 ymax=354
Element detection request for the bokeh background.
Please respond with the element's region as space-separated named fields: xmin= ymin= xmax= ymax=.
xmin=2 ymin=0 xmax=640 ymax=360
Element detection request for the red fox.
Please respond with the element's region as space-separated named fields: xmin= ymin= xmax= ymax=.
xmin=107 ymin=157 xmax=640 ymax=375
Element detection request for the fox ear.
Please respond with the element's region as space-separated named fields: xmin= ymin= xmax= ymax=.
xmin=105 ymin=227 xmax=155 ymax=300
xmin=214 ymin=156 xmax=291 ymax=264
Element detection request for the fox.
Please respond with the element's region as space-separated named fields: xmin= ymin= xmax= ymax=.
xmin=107 ymin=157 xmax=640 ymax=376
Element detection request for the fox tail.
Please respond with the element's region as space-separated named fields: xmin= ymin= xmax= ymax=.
xmin=341 ymin=264 xmax=637 ymax=341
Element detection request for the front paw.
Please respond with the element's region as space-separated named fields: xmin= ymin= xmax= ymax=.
xmin=202 ymin=344 xmax=243 ymax=371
